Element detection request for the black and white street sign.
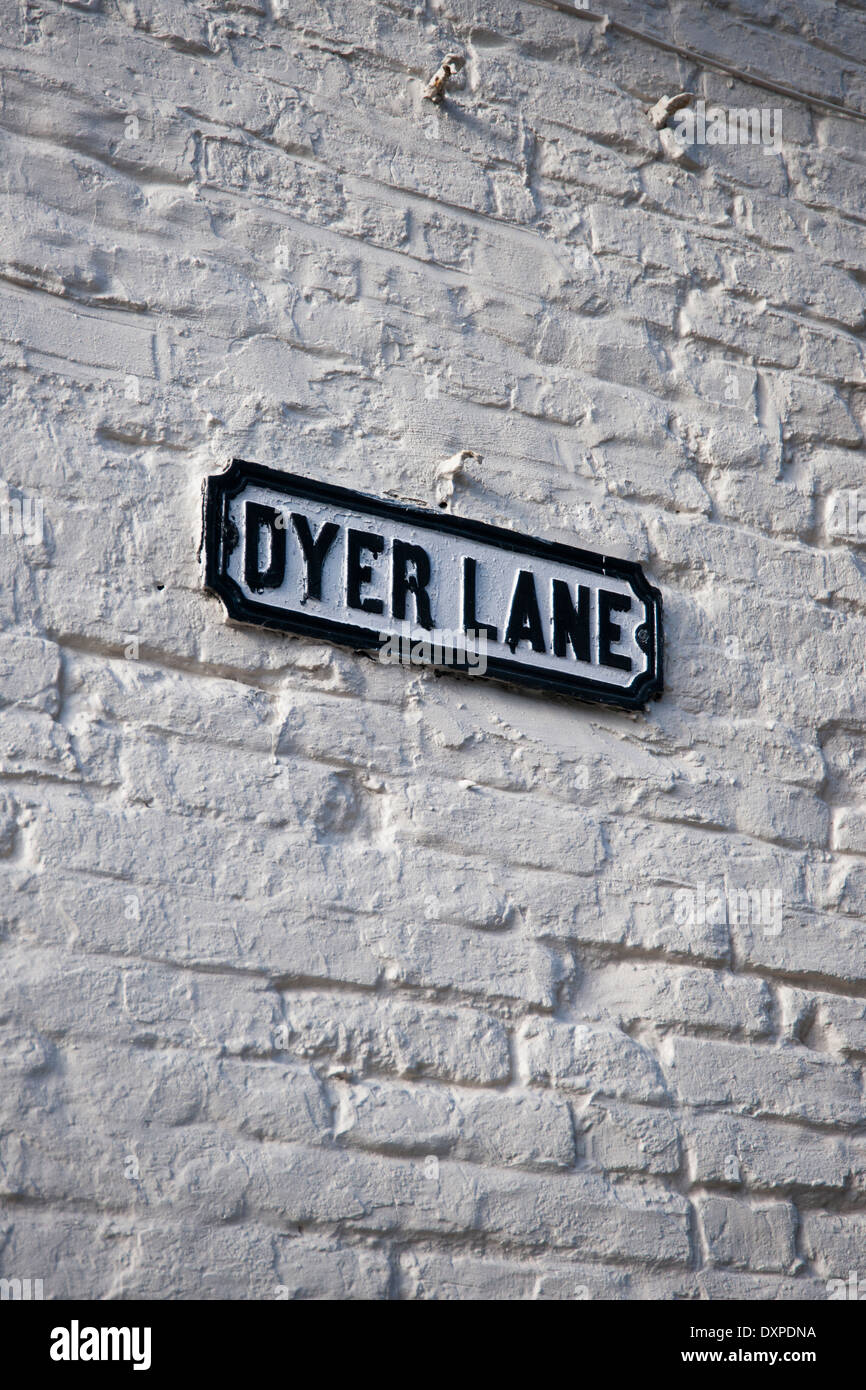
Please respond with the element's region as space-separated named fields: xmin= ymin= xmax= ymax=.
xmin=202 ymin=460 xmax=663 ymax=709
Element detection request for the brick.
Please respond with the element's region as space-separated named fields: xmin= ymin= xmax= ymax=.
xmin=0 ymin=707 xmax=78 ymax=780
xmin=281 ymin=991 xmax=511 ymax=1087
xmin=732 ymin=907 xmax=866 ymax=989
xmin=0 ymin=287 xmax=156 ymax=377
xmin=698 ymin=1195 xmax=797 ymax=1273
xmin=585 ymin=960 xmax=772 ymax=1037
xmin=0 ymin=1210 xmax=136 ymax=1301
xmin=383 ymin=778 xmax=606 ymax=876
xmin=665 ymin=1037 xmax=862 ymax=1126
xmin=254 ymin=1147 xmax=694 ymax=1263
xmin=581 ymin=1102 xmax=681 ymax=1177
xmin=812 ymin=995 xmax=866 ymax=1057
xmin=116 ymin=1 xmax=220 ymax=54
xmin=685 ymin=1112 xmax=849 ymax=1193
xmin=0 ymin=945 xmax=284 ymax=1056
xmin=0 ymin=634 xmax=61 ymax=714
xmin=697 ymin=1270 xmax=828 ymax=1301
xmin=800 ymin=1213 xmax=866 ymax=1280
xmin=4 ymin=1039 xmax=332 ymax=1153
xmin=832 ymin=807 xmax=866 ymax=855
xmin=400 ymin=1250 xmax=696 ymax=1301
xmin=771 ymin=374 xmax=862 ymax=446
xmin=335 ymin=1080 xmax=576 ymax=1170
xmin=520 ymin=1020 xmax=669 ymax=1104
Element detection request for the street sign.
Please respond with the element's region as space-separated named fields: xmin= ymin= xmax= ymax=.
xmin=202 ymin=459 xmax=663 ymax=709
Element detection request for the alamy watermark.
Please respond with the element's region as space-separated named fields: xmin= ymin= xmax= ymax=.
xmin=827 ymin=1270 xmax=864 ymax=1300
xmin=828 ymin=490 xmax=866 ymax=540
xmin=671 ymin=100 xmax=782 ymax=155
xmin=0 ymin=1276 xmax=44 ymax=1300
xmin=0 ymin=491 xmax=43 ymax=544
xmin=674 ymin=881 xmax=782 ymax=936
xmin=50 ymin=1322 xmax=151 ymax=1370
xmin=378 ymin=622 xmax=488 ymax=675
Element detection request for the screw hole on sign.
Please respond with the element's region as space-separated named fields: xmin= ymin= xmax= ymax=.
xmin=635 ymin=624 xmax=649 ymax=650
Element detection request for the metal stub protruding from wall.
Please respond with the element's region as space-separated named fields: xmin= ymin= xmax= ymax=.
xmin=648 ymin=92 xmax=694 ymax=130
xmin=434 ymin=450 xmax=481 ymax=509
xmin=202 ymin=460 xmax=664 ymax=711
xmin=423 ymin=54 xmax=466 ymax=105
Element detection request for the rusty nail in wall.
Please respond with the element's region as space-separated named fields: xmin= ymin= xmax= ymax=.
xmin=647 ymin=92 xmax=694 ymax=130
xmin=423 ymin=54 xmax=466 ymax=106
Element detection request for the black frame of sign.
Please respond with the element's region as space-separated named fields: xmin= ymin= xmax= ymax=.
xmin=202 ymin=458 xmax=664 ymax=710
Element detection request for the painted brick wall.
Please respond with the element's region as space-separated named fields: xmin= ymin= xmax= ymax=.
xmin=1 ymin=0 xmax=865 ymax=1300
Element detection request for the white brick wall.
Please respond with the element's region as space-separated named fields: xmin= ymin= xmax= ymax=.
xmin=1 ymin=0 xmax=865 ymax=1300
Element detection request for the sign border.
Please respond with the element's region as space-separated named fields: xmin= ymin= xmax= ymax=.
xmin=202 ymin=458 xmax=664 ymax=710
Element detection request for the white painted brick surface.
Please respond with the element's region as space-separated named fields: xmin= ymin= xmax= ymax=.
xmin=0 ymin=0 xmax=864 ymax=1300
